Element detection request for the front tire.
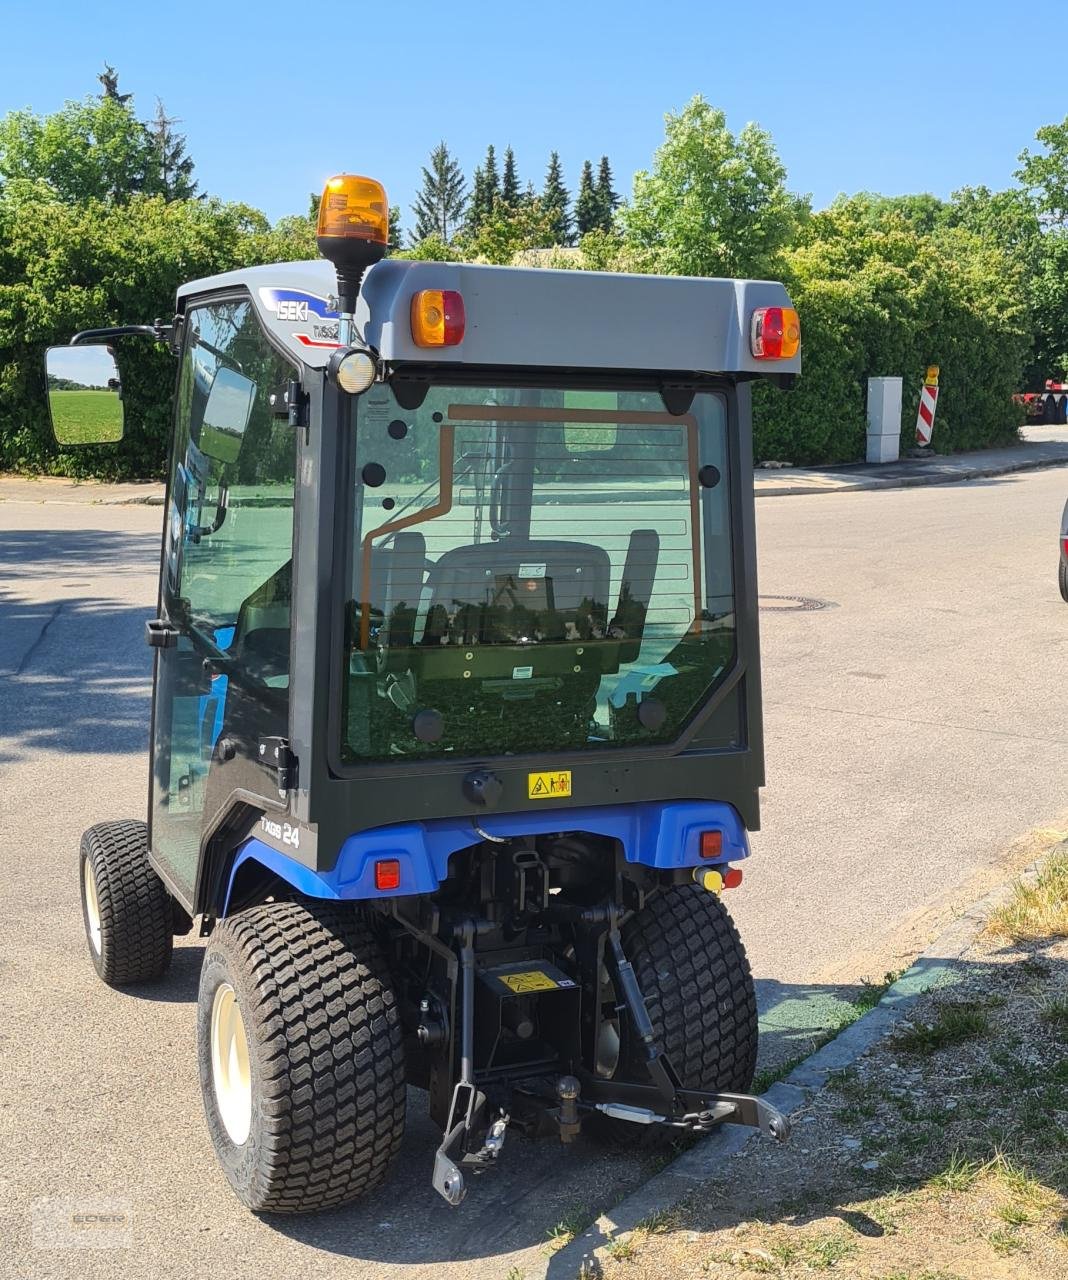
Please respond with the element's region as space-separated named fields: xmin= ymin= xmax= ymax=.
xmin=79 ymin=820 xmax=173 ymax=985
xmin=592 ymin=884 xmax=758 ymax=1145
xmin=197 ymin=899 xmax=406 ymax=1213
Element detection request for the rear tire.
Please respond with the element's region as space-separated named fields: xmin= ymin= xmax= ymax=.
xmin=1059 ymin=557 xmax=1068 ymax=603
xmin=197 ymin=899 xmax=406 ymax=1213
xmin=591 ymin=884 xmax=758 ymax=1146
xmin=79 ymin=820 xmax=173 ymax=985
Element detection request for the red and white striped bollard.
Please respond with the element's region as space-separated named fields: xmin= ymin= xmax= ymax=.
xmin=915 ymin=364 xmax=940 ymax=448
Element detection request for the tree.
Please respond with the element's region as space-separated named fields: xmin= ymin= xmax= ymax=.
xmin=595 ymin=155 xmax=618 ymax=228
xmin=541 ymin=151 xmax=572 ymax=244
xmin=97 ymin=64 xmax=132 ymax=105
xmin=411 ymin=140 xmax=467 ymax=243
xmin=501 ymin=146 xmax=520 ymax=208
xmin=466 ymin=144 xmax=504 ymax=236
xmin=462 ymin=197 xmax=556 ymax=264
xmin=575 ymin=159 xmax=599 ymax=236
xmin=0 ymin=95 xmax=157 ymax=203
xmin=0 ymin=182 xmax=317 ymax=478
xmin=145 ymin=99 xmax=197 ymax=201
xmin=619 ymin=96 xmax=803 ymax=279
xmin=1017 ymin=115 xmax=1068 ymax=227
xmin=484 ymin=144 xmax=500 ymax=204
xmin=387 ymin=203 xmax=404 ymax=252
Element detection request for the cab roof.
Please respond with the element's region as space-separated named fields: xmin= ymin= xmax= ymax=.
xmin=176 ymin=258 xmax=800 ymax=378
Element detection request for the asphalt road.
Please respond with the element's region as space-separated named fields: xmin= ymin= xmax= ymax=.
xmin=2 ymin=469 xmax=1067 ymax=1279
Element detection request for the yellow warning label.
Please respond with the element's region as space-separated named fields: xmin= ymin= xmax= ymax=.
xmin=499 ymin=970 xmax=559 ymax=994
xmin=528 ymin=770 xmax=572 ymax=799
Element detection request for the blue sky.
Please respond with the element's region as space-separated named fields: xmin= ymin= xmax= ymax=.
xmin=3 ymin=0 xmax=1064 ymax=232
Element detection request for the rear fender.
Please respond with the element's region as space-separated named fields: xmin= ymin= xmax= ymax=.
xmin=217 ymin=800 xmax=749 ymax=917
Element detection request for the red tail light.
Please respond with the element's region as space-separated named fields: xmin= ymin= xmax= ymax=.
xmin=374 ymin=859 xmax=401 ymax=891
xmin=700 ymin=830 xmax=723 ymax=859
xmin=751 ymin=306 xmax=800 ymax=360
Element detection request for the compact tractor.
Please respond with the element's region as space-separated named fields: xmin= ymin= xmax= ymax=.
xmin=48 ymin=174 xmax=800 ymax=1211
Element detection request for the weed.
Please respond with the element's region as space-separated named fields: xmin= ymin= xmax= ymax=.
xmin=854 ymin=970 xmax=905 ymax=1014
xmin=546 ymin=1205 xmax=591 ymax=1248
xmin=753 ymin=1051 xmax=810 ymax=1094
xmin=996 ymin=1202 xmax=1037 ymax=1225
xmin=1040 ymin=995 xmax=1068 ymax=1036
xmin=929 ymin=1150 xmax=983 ymax=1192
xmin=633 ymin=1206 xmax=679 ymax=1235
xmin=872 ymin=1272 xmax=966 ymax=1280
xmin=987 ymin=1225 xmax=1024 ymax=1255
xmin=890 ymin=1001 xmax=991 ymax=1054
xmin=800 ymin=1230 xmax=858 ymax=1269
xmin=604 ymin=1235 xmax=637 ymax=1261
xmin=504 ymin=1269 xmax=524 ymax=1280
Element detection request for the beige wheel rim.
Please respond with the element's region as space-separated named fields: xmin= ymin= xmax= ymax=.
xmin=83 ymin=858 xmax=102 ymax=955
xmin=210 ymin=982 xmax=252 ymax=1145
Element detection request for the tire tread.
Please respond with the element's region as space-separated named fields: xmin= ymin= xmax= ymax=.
xmin=81 ymin=820 xmax=172 ymax=985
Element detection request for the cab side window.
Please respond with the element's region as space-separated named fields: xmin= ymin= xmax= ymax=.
xmin=166 ymin=299 xmax=296 ymax=686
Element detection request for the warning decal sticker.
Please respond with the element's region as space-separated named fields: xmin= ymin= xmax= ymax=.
xmin=499 ymin=970 xmax=560 ymax=994
xmin=527 ymin=770 xmax=572 ymax=799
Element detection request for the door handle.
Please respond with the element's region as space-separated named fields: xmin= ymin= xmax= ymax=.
xmin=145 ymin=618 xmax=180 ymax=649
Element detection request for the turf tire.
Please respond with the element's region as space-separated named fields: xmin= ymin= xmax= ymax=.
xmin=593 ymin=883 xmax=758 ymax=1146
xmin=79 ymin=820 xmax=173 ymax=985
xmin=197 ymin=899 xmax=406 ymax=1214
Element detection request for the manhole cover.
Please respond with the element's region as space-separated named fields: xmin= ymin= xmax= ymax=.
xmin=759 ymin=594 xmax=838 ymax=612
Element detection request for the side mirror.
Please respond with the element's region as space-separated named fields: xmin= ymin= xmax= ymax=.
xmin=45 ymin=345 xmax=124 ymax=445
xmin=199 ymin=366 xmax=257 ymax=464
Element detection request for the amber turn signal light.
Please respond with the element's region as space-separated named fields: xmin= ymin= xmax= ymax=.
xmin=317 ymin=175 xmax=389 ymax=245
xmin=411 ymin=289 xmax=465 ymax=347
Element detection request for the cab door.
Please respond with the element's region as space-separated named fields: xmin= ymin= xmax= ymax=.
xmin=149 ymin=296 xmax=298 ymax=905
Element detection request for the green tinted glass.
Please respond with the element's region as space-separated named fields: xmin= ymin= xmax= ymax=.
xmin=341 ymin=384 xmax=733 ymax=763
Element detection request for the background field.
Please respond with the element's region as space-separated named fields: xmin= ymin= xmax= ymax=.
xmin=48 ymin=388 xmax=122 ymax=444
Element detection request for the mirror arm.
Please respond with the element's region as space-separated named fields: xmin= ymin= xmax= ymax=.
xmin=71 ymin=318 xmax=174 ymax=347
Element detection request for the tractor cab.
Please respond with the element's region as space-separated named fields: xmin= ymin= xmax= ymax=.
xmin=49 ymin=174 xmax=800 ymax=1212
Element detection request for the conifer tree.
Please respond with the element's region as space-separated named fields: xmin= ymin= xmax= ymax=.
xmin=596 ymin=154 xmax=619 ymax=229
xmin=466 ymin=144 xmax=503 ymax=235
xmin=574 ymin=159 xmax=599 ymax=237
xmin=483 ymin=143 xmax=500 ymax=205
xmin=541 ymin=150 xmax=572 ymax=244
xmin=411 ymin=140 xmax=467 ymax=242
xmin=501 ymin=146 xmax=520 ymax=208
xmin=145 ymin=99 xmax=197 ymax=201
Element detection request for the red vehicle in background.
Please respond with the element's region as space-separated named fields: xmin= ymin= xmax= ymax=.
xmin=1016 ymin=379 xmax=1068 ymax=425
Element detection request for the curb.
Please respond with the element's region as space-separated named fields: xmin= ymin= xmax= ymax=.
xmin=754 ymin=451 xmax=1068 ymax=497
xmin=3 ymin=449 xmax=1068 ymax=508
xmin=537 ymin=845 xmax=1063 ymax=1279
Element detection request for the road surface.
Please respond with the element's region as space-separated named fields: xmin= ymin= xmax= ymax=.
xmin=2 ymin=468 xmax=1066 ymax=1279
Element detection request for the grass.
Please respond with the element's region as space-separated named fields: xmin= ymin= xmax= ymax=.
xmin=928 ymin=1150 xmax=984 ymax=1192
xmin=49 ymin=388 xmax=122 ymax=444
xmin=889 ymin=1000 xmax=991 ymax=1055
xmin=986 ymin=851 xmax=1068 ymax=941
xmin=1040 ymin=995 xmax=1068 ymax=1035
xmin=987 ymin=1225 xmax=1025 ymax=1255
